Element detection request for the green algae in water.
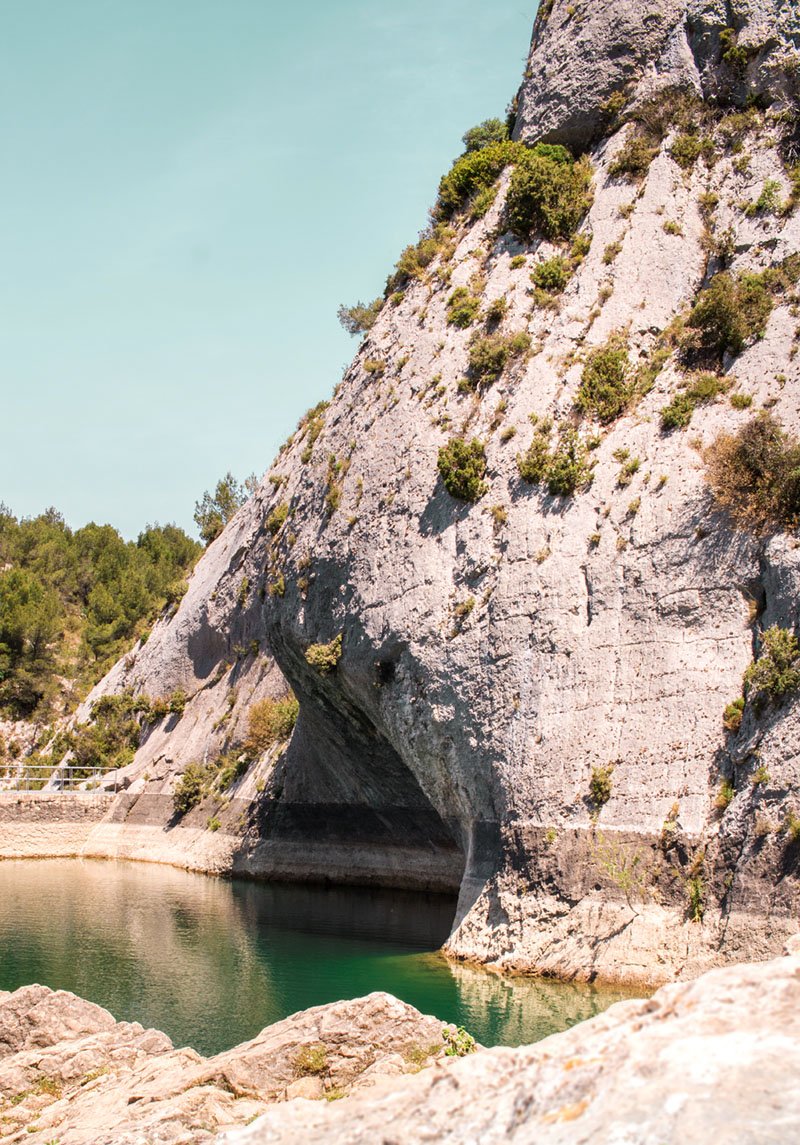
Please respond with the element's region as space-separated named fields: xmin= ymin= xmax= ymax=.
xmin=0 ymin=859 xmax=643 ymax=1055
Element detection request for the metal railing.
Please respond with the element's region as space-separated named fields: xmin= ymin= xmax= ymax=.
xmin=1 ymin=765 xmax=121 ymax=794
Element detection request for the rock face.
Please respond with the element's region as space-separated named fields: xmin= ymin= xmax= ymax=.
xmin=514 ymin=0 xmax=800 ymax=150
xmin=0 ymin=988 xmax=446 ymax=1144
xmin=35 ymin=0 xmax=800 ymax=983
xmin=222 ymin=944 xmax=800 ymax=1145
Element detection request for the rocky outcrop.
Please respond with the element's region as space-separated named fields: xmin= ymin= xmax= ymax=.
xmin=514 ymin=0 xmax=800 ymax=149
xmin=0 ymin=988 xmax=446 ymax=1144
xmin=20 ymin=0 xmax=800 ymax=984
xmin=224 ymin=942 xmax=800 ymax=1145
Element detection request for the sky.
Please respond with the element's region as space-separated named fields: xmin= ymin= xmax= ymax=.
xmin=0 ymin=0 xmax=536 ymax=539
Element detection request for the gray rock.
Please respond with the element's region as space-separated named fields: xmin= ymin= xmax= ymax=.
xmin=222 ymin=945 xmax=800 ymax=1145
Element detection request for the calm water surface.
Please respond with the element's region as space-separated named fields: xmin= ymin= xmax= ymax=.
xmin=0 ymin=859 xmax=643 ymax=1055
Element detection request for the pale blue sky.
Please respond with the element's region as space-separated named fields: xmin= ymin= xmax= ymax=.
xmin=1 ymin=1 xmax=535 ymax=537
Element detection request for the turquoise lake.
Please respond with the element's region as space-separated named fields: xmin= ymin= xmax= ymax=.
xmin=0 ymin=859 xmax=642 ymax=1056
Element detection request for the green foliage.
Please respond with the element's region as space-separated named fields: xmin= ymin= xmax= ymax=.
xmin=305 ymin=634 xmax=343 ymax=676
xmin=687 ymin=876 xmax=705 ymax=923
xmin=530 ymin=256 xmax=570 ymax=293
xmin=442 ymin=1026 xmax=476 ymax=1057
xmin=437 ymin=438 xmax=488 ymax=502
xmin=685 ymin=271 xmax=773 ymax=360
xmin=589 ymin=764 xmax=614 ymax=811
xmin=576 ymin=336 xmax=632 ymax=423
xmin=173 ymin=762 xmax=208 ymax=815
xmin=0 ymin=508 xmax=200 ymax=719
xmin=194 ymin=472 xmax=252 ymax=546
xmin=337 ymin=298 xmax=383 ymax=336
xmin=517 ymin=424 xmax=591 ymax=497
xmin=715 ymin=780 xmax=736 ymax=810
xmin=446 ymin=287 xmax=482 ymax=328
xmin=295 ymin=1044 xmax=329 ymax=1075
xmin=723 ymin=697 xmax=745 ymax=732
xmin=545 ymin=428 xmax=592 ymax=496
xmin=246 ymin=694 xmax=299 ymax=756
xmin=609 ymin=131 xmax=659 ymax=180
xmin=386 ymin=224 xmax=457 ymax=294
xmin=660 ymin=373 xmax=729 ymax=431
xmin=705 ymin=413 xmax=800 ymax=531
xmin=436 ymin=140 xmax=523 ymax=219
xmin=669 ymin=133 xmax=715 ymax=170
xmin=267 ymin=503 xmax=289 ymax=536
xmin=744 ymin=626 xmax=800 ymax=706
xmin=467 ymin=332 xmax=531 ymax=388
xmin=507 ymin=146 xmax=593 ymax=242
xmin=462 ymin=118 xmax=509 ymax=153
xmin=298 ymin=401 xmax=329 ymax=464
xmin=745 ymin=179 xmax=783 ymax=217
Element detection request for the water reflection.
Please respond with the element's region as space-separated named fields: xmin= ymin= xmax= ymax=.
xmin=0 ymin=860 xmax=644 ymax=1055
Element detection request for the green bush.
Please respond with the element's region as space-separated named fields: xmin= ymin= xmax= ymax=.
xmin=660 ymin=374 xmax=728 ymax=431
xmin=173 ymin=762 xmax=208 ymax=815
xmin=723 ymin=697 xmax=745 ymax=732
xmin=337 ymin=298 xmax=382 ymax=336
xmin=386 ymin=224 xmax=457 ymax=294
xmin=305 ymin=634 xmax=343 ymax=676
xmin=468 ymin=332 xmax=530 ymax=388
xmin=194 ymin=472 xmax=253 ymax=546
xmin=246 ymin=694 xmax=299 ymax=756
xmin=669 ymin=133 xmax=715 ymax=169
xmin=531 ymin=256 xmax=570 ymax=293
xmin=267 ymin=502 xmax=289 ymax=535
xmin=545 ymin=428 xmax=592 ymax=496
xmin=744 ymin=626 xmax=800 ymax=706
xmin=705 ymin=413 xmax=800 ymax=531
xmin=436 ymin=140 xmax=523 ymax=219
xmin=437 ymin=438 xmax=488 ymax=501
xmin=442 ymin=1026 xmax=476 ymax=1057
xmin=447 ymin=287 xmax=482 ymax=328
xmin=589 ymin=764 xmax=614 ymax=810
xmin=576 ymin=336 xmax=632 ymax=423
xmin=507 ymin=145 xmax=593 ymax=242
xmin=685 ymin=271 xmax=773 ymax=359
xmin=517 ymin=427 xmax=591 ymax=497
xmin=462 ymin=118 xmax=509 ymax=153
xmin=609 ymin=131 xmax=659 ymax=180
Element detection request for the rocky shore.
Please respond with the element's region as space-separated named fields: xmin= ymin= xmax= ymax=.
xmin=2 ymin=944 xmax=798 ymax=1144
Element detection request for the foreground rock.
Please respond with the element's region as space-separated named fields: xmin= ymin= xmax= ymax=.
xmin=224 ymin=945 xmax=800 ymax=1145
xmin=0 ymin=989 xmax=445 ymax=1144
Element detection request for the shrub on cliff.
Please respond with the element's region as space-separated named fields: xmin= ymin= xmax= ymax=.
xmin=684 ymin=271 xmax=773 ymax=360
xmin=507 ymin=145 xmax=593 ymax=241
xmin=337 ymin=298 xmax=383 ymax=336
xmin=660 ymin=373 xmax=729 ymax=431
xmin=744 ymin=626 xmax=800 ymax=707
xmin=462 ymin=118 xmax=509 ymax=153
xmin=437 ymin=438 xmax=488 ymax=501
xmin=246 ymin=694 xmax=299 ymax=756
xmin=436 ymin=140 xmax=523 ymax=219
xmin=705 ymin=414 xmax=800 ymax=531
xmin=576 ymin=335 xmax=632 ymax=423
xmin=194 ymin=472 xmax=255 ymax=546
xmin=517 ymin=425 xmax=591 ymax=497
xmin=305 ymin=634 xmax=343 ymax=676
xmin=447 ymin=287 xmax=482 ymax=328
xmin=467 ymin=332 xmax=531 ymax=388
xmin=173 ymin=762 xmax=208 ymax=815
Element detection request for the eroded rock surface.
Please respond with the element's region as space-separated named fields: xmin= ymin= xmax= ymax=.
xmin=0 ymin=989 xmax=445 ymax=1144
xmin=223 ymin=945 xmax=800 ymax=1145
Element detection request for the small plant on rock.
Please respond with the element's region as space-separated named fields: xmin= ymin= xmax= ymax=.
xmin=589 ymin=764 xmax=614 ymax=812
xmin=744 ymin=625 xmax=800 ymax=707
xmin=305 ymin=634 xmax=343 ymax=676
xmin=438 ymin=437 xmax=488 ymax=501
xmin=576 ymin=335 xmax=632 ymax=424
xmin=442 ymin=1026 xmax=476 ymax=1057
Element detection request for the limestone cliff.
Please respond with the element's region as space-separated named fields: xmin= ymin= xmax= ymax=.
xmin=61 ymin=0 xmax=800 ymax=984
